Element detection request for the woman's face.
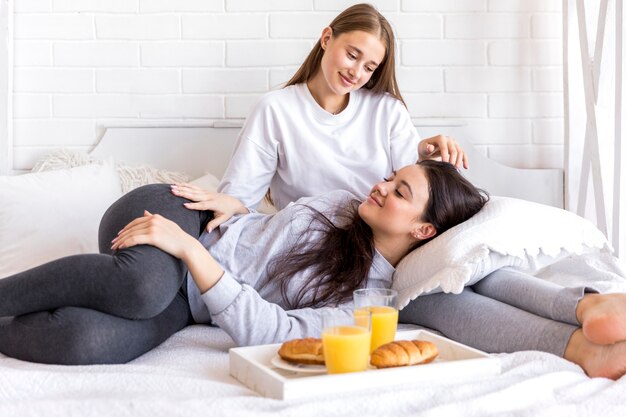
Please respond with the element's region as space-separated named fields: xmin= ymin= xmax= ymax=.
xmin=358 ymin=165 xmax=434 ymax=242
xmin=317 ymin=28 xmax=386 ymax=96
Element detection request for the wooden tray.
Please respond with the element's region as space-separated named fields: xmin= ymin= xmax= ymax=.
xmin=229 ymin=329 xmax=501 ymax=400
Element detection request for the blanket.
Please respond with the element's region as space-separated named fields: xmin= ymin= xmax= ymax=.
xmin=1 ymin=253 xmax=625 ymax=416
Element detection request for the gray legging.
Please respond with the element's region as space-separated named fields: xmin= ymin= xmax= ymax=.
xmin=0 ymin=184 xmax=210 ymax=365
xmin=400 ymin=268 xmax=595 ymax=356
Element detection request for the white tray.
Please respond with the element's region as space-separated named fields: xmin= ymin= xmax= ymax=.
xmin=229 ymin=329 xmax=501 ymax=400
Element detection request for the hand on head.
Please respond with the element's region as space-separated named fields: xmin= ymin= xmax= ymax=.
xmin=418 ymin=135 xmax=469 ymax=170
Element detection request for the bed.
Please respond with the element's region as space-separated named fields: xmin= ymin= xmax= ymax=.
xmin=1 ymin=122 xmax=625 ymax=416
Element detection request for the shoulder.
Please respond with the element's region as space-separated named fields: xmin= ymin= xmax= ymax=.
xmin=253 ymin=85 xmax=301 ymax=111
xmin=241 ymin=85 xmax=303 ymax=137
xmin=357 ymin=89 xmax=405 ymax=111
xmin=354 ymin=89 xmax=409 ymax=123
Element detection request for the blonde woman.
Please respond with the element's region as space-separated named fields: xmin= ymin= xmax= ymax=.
xmin=214 ymin=4 xmax=466 ymax=219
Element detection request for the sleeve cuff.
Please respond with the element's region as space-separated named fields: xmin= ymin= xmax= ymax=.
xmin=200 ymin=272 xmax=243 ymax=315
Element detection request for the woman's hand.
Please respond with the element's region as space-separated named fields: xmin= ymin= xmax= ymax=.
xmin=111 ymin=211 xmax=197 ymax=259
xmin=111 ymin=211 xmax=226 ymax=292
xmin=170 ymin=183 xmax=249 ymax=232
xmin=418 ymin=135 xmax=469 ymax=169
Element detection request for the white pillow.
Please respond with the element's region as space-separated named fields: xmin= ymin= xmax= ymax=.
xmin=32 ymin=148 xmax=189 ymax=194
xmin=0 ymin=164 xmax=122 ymax=278
xmin=393 ymin=196 xmax=612 ymax=309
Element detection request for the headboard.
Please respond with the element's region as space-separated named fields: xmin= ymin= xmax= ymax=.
xmin=90 ymin=122 xmax=564 ymax=208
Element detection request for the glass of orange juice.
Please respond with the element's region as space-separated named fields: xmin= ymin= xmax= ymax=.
xmin=353 ymin=288 xmax=398 ymax=353
xmin=321 ymin=310 xmax=371 ymax=374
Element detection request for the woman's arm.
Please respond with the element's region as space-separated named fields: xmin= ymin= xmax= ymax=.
xmin=110 ymin=211 xmax=350 ymax=345
xmin=216 ymin=98 xmax=279 ymax=210
xmin=217 ymin=136 xmax=278 ymax=211
xmin=202 ymin=272 xmax=354 ymax=346
xmin=111 ymin=211 xmax=225 ymax=291
xmin=170 ymin=184 xmax=249 ymax=232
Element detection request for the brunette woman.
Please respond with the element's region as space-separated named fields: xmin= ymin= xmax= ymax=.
xmin=0 ymin=161 xmax=485 ymax=365
xmin=215 ymin=3 xmax=466 ymax=217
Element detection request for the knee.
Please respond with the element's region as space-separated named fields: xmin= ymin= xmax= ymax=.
xmin=0 ymin=312 xmax=129 ymax=365
xmin=126 ymin=183 xmax=187 ymax=208
xmin=128 ymin=183 xmax=172 ymax=199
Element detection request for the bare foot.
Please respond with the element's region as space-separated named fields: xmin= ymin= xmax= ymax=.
xmin=564 ymin=329 xmax=626 ymax=380
xmin=576 ymin=293 xmax=626 ymax=345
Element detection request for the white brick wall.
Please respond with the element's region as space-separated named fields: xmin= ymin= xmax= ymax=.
xmin=141 ymin=42 xmax=224 ymax=67
xmin=54 ymin=42 xmax=140 ymax=66
xmin=96 ymin=15 xmax=180 ymax=40
xmin=96 ymin=69 xmax=179 ymax=94
xmin=8 ymin=0 xmax=565 ymax=171
xmin=403 ymin=41 xmax=486 ymax=66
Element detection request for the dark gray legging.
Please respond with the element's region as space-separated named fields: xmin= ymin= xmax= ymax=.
xmin=0 ymin=184 xmax=210 ymax=365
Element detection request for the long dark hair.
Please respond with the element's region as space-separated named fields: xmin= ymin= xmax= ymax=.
xmin=266 ymin=160 xmax=489 ymax=309
xmin=284 ymin=3 xmax=405 ymax=106
xmin=413 ymin=160 xmax=490 ymax=249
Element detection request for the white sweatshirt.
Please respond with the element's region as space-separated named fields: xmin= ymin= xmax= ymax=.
xmin=218 ymin=83 xmax=420 ymax=210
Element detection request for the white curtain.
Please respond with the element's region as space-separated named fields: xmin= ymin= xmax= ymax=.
xmin=564 ymin=0 xmax=624 ymax=257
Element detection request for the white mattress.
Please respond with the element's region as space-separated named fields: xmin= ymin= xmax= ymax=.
xmin=1 ymin=252 xmax=625 ymax=416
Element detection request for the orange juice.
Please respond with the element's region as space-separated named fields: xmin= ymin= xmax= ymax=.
xmin=356 ymin=306 xmax=398 ymax=352
xmin=322 ymin=326 xmax=371 ymax=374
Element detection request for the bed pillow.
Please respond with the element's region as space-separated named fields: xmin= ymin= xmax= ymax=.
xmin=0 ymin=163 xmax=122 ymax=278
xmin=393 ymin=196 xmax=612 ymax=309
xmin=32 ymin=148 xmax=189 ymax=193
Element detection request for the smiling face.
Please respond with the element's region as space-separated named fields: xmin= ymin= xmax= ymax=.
xmin=358 ymin=165 xmax=435 ymax=243
xmin=314 ymin=28 xmax=387 ymax=97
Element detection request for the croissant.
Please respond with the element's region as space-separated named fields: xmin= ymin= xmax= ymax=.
xmin=370 ymin=340 xmax=438 ymax=368
xmin=278 ymin=338 xmax=325 ymax=365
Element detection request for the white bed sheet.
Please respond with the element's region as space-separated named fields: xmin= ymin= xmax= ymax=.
xmin=1 ymin=252 xmax=626 ymax=416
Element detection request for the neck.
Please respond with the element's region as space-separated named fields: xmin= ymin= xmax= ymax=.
xmin=373 ymin=235 xmax=415 ymax=267
xmin=306 ymin=76 xmax=349 ymax=115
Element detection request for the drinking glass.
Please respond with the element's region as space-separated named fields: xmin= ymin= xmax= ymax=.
xmin=353 ymin=288 xmax=398 ymax=353
xmin=321 ymin=309 xmax=371 ymax=374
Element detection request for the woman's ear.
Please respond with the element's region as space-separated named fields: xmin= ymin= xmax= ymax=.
xmin=412 ymin=223 xmax=436 ymax=241
xmin=320 ymin=26 xmax=333 ymax=50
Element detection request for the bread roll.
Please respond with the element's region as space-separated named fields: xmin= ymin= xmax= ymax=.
xmin=278 ymin=338 xmax=324 ymax=365
xmin=370 ymin=340 xmax=438 ymax=368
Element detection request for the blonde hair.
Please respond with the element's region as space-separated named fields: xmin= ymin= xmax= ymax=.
xmin=285 ymin=3 xmax=405 ymax=106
